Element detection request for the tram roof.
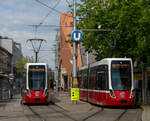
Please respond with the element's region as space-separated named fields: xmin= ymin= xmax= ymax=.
xmin=78 ymin=65 xmax=88 ymax=71
xmin=24 ymin=63 xmax=48 ymax=68
xmin=79 ymin=58 xmax=132 ymax=70
xmin=26 ymin=63 xmax=47 ymax=65
xmin=90 ymin=58 xmax=132 ymax=68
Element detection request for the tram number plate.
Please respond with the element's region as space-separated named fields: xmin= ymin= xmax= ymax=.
xmin=119 ymin=99 xmax=127 ymax=103
xmin=34 ymin=98 xmax=40 ymax=101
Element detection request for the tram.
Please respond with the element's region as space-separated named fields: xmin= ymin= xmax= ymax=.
xmin=21 ymin=63 xmax=51 ymax=104
xmin=78 ymin=58 xmax=135 ymax=106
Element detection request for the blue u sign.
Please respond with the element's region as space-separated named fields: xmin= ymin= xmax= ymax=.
xmin=71 ymin=30 xmax=83 ymax=42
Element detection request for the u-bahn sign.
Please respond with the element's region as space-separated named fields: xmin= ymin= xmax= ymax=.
xmin=71 ymin=30 xmax=83 ymax=42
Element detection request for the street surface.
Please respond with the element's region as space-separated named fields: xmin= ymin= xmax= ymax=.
xmin=0 ymin=93 xmax=142 ymax=121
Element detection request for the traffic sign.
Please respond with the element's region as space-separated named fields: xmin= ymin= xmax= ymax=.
xmin=71 ymin=88 xmax=79 ymax=101
xmin=71 ymin=30 xmax=83 ymax=42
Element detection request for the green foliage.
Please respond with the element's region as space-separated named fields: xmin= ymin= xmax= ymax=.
xmin=76 ymin=0 xmax=150 ymax=67
xmin=16 ymin=56 xmax=34 ymax=74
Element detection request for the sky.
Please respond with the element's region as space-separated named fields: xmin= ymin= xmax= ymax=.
xmin=0 ymin=0 xmax=73 ymax=69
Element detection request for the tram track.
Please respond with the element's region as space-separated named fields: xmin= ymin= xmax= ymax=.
xmin=82 ymin=106 xmax=104 ymax=121
xmin=50 ymin=104 xmax=104 ymax=121
xmin=50 ymin=104 xmax=79 ymax=121
xmin=25 ymin=103 xmax=103 ymax=121
xmin=27 ymin=105 xmax=47 ymax=121
xmin=82 ymin=106 xmax=127 ymax=121
xmin=113 ymin=106 xmax=143 ymax=121
xmin=115 ymin=109 xmax=127 ymax=121
xmin=24 ymin=103 xmax=143 ymax=121
xmin=81 ymin=105 xmax=143 ymax=121
xmin=25 ymin=103 xmax=79 ymax=121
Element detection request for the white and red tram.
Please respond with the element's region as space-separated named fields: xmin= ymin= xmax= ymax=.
xmin=78 ymin=58 xmax=135 ymax=106
xmin=21 ymin=63 xmax=51 ymax=104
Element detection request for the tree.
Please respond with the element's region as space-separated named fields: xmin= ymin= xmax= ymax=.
xmin=135 ymin=0 xmax=150 ymax=67
xmin=16 ymin=56 xmax=34 ymax=75
xmin=77 ymin=0 xmax=150 ymax=67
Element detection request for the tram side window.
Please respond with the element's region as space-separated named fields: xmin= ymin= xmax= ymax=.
xmin=89 ymin=68 xmax=96 ymax=89
xmin=89 ymin=70 xmax=92 ymax=89
xmin=80 ymin=70 xmax=85 ymax=89
xmin=83 ymin=70 xmax=88 ymax=89
xmin=96 ymin=65 xmax=108 ymax=90
xmin=22 ymin=71 xmax=26 ymax=90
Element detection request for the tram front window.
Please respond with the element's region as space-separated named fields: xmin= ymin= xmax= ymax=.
xmin=28 ymin=65 xmax=46 ymax=90
xmin=111 ymin=61 xmax=132 ymax=91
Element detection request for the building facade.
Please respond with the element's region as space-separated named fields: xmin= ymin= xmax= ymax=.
xmin=0 ymin=38 xmax=22 ymax=74
xmin=0 ymin=46 xmax=12 ymax=75
xmin=0 ymin=38 xmax=22 ymax=99
xmin=59 ymin=13 xmax=82 ymax=91
xmin=0 ymin=46 xmax=12 ymax=100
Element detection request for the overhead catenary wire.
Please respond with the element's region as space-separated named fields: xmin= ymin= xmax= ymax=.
xmin=35 ymin=0 xmax=61 ymax=13
xmin=39 ymin=0 xmax=62 ymax=25
xmin=34 ymin=0 xmax=72 ymax=18
xmin=29 ymin=0 xmax=73 ymax=30
xmin=33 ymin=0 xmax=62 ymax=38
xmin=65 ymin=0 xmax=71 ymax=7
xmin=28 ymin=25 xmax=73 ymax=29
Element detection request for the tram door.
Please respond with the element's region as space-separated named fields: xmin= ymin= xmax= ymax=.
xmin=96 ymin=65 xmax=108 ymax=105
xmin=97 ymin=71 xmax=105 ymax=103
xmin=64 ymin=75 xmax=68 ymax=91
xmin=147 ymin=71 xmax=150 ymax=104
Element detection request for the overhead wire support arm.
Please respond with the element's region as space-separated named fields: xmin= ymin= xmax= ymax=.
xmin=26 ymin=39 xmax=46 ymax=63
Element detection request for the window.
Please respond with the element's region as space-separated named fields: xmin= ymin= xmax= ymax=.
xmin=78 ymin=69 xmax=88 ymax=89
xmin=28 ymin=65 xmax=46 ymax=90
xmin=111 ymin=61 xmax=132 ymax=91
xmin=89 ymin=67 xmax=96 ymax=89
xmin=82 ymin=69 xmax=88 ymax=89
xmin=96 ymin=65 xmax=108 ymax=90
xmin=78 ymin=71 xmax=82 ymax=88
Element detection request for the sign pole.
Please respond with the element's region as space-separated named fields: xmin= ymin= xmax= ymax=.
xmin=72 ymin=0 xmax=78 ymax=88
xmin=72 ymin=0 xmax=78 ymax=104
xmin=71 ymin=0 xmax=83 ymax=103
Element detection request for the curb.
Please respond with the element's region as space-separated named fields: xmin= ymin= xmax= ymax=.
xmin=142 ymin=106 xmax=146 ymax=121
xmin=141 ymin=105 xmax=150 ymax=121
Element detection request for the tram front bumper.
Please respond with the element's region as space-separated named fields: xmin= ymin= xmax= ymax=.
xmin=25 ymin=95 xmax=49 ymax=104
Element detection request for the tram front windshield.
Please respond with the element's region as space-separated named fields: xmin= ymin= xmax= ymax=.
xmin=28 ymin=65 xmax=46 ymax=90
xmin=111 ymin=61 xmax=132 ymax=91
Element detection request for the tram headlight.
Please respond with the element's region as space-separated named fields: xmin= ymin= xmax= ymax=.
xmin=44 ymin=89 xmax=48 ymax=97
xmin=110 ymin=90 xmax=116 ymax=98
xmin=130 ymin=89 xmax=135 ymax=98
xmin=26 ymin=89 xmax=31 ymax=97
